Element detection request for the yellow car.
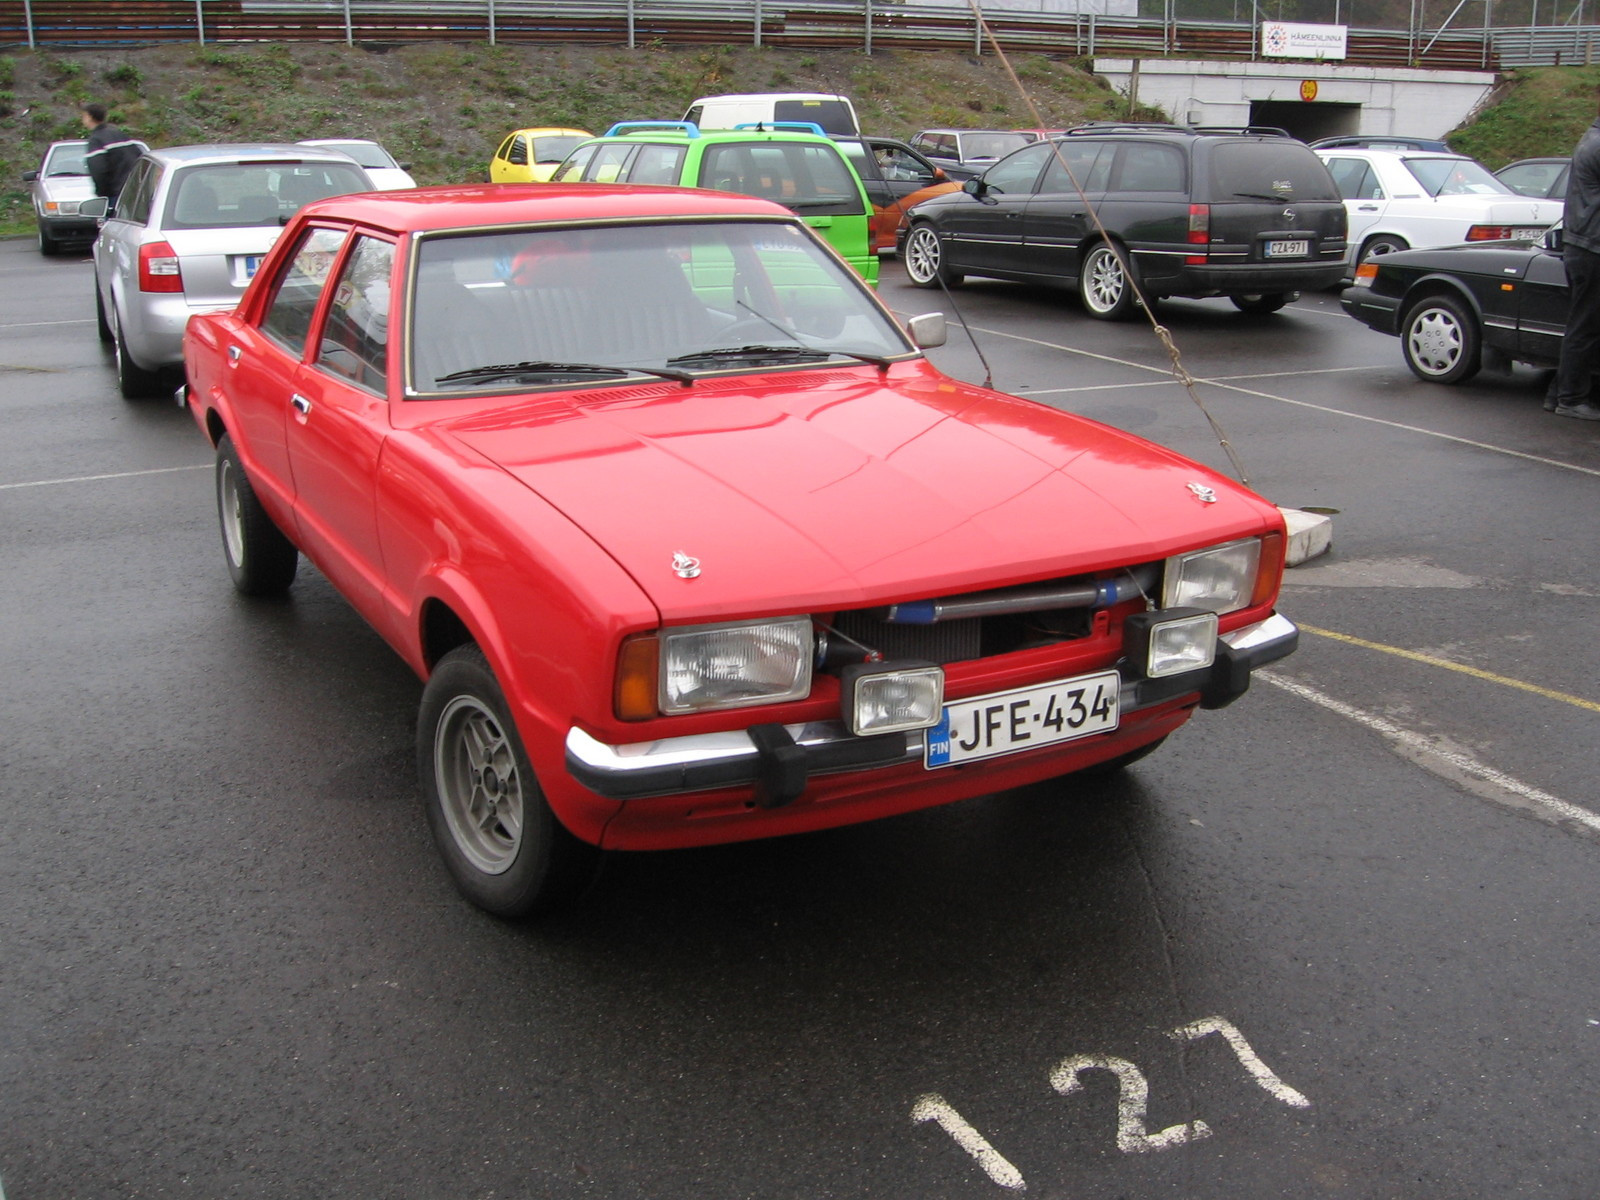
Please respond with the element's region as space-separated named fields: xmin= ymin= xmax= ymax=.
xmin=490 ymin=128 xmax=594 ymax=183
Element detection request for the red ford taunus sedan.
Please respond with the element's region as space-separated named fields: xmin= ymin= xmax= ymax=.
xmin=184 ymin=184 xmax=1298 ymax=917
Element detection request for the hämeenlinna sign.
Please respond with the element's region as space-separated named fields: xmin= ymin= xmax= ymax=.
xmin=1262 ymin=21 xmax=1349 ymax=59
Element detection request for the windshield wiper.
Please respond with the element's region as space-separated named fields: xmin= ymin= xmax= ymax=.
xmin=666 ymin=344 xmax=896 ymax=369
xmin=436 ymin=360 xmax=694 ymax=386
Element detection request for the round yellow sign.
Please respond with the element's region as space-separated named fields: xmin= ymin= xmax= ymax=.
xmin=1300 ymin=80 xmax=1319 ymax=102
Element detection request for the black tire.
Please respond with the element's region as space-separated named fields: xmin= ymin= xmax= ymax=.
xmin=1231 ymin=292 xmax=1291 ymax=315
xmin=94 ymin=281 xmax=114 ymax=344
xmin=1078 ymin=242 xmax=1139 ymax=321
xmin=111 ymin=304 xmax=170 ymax=399
xmin=1358 ymin=234 xmax=1409 ymax=266
xmin=418 ymin=645 xmax=599 ymax=917
xmin=37 ymin=223 xmax=60 ymax=257
xmin=215 ymin=434 xmax=299 ymax=595
xmin=1401 ymin=293 xmax=1481 ymax=385
xmin=903 ymin=223 xmax=962 ymax=289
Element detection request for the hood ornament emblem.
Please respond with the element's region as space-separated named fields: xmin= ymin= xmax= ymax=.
xmin=1187 ymin=481 xmax=1218 ymax=504
xmin=672 ymin=551 xmax=702 ymax=579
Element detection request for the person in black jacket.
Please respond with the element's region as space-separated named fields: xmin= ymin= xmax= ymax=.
xmin=1549 ymin=95 xmax=1600 ymax=420
xmin=80 ymin=102 xmax=140 ymax=207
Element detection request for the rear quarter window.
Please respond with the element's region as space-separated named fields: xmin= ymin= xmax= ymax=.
xmin=1208 ymin=142 xmax=1340 ymax=203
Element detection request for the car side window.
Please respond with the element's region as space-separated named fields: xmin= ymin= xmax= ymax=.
xmin=261 ymin=227 xmax=350 ymax=358
xmin=980 ymin=143 xmax=1052 ymax=196
xmin=508 ymin=135 xmax=529 ymax=167
xmin=1325 ymin=157 xmax=1382 ymax=201
xmin=1041 ymin=142 xmax=1110 ymax=194
xmin=551 ymin=144 xmax=596 ymax=183
xmin=626 ymin=143 xmax=687 ymax=185
xmin=1110 ymin=143 xmax=1185 ymax=192
xmin=587 ymin=143 xmax=637 ymax=183
xmin=877 ymin=145 xmax=934 ymax=184
xmin=316 ymin=235 xmax=394 ymax=394
xmin=117 ymin=161 xmax=157 ymax=224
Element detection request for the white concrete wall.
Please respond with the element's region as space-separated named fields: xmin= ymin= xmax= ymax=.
xmin=1092 ymin=58 xmax=1496 ymax=136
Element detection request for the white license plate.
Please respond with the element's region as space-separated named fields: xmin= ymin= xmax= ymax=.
xmin=243 ymin=254 xmax=263 ymax=278
xmin=925 ymin=670 xmax=1120 ymax=768
xmin=1512 ymin=227 xmax=1544 ymax=241
xmin=1265 ymin=239 xmax=1310 ymax=258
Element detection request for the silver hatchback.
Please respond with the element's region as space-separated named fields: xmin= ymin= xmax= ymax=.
xmin=90 ymin=143 xmax=373 ymax=397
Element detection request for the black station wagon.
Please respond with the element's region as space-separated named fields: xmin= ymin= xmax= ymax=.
xmin=902 ymin=124 xmax=1348 ymax=318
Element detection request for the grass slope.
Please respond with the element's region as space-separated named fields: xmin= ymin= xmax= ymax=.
xmin=0 ymin=41 xmax=1156 ymax=235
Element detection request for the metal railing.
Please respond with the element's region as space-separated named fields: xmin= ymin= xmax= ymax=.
xmin=2 ymin=0 xmax=1573 ymax=69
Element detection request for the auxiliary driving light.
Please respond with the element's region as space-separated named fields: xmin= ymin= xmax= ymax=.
xmin=838 ymin=661 xmax=945 ymax=736
xmin=1124 ymin=608 xmax=1218 ymax=679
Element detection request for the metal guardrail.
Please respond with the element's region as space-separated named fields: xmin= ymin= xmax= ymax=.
xmin=0 ymin=0 xmax=1536 ymax=70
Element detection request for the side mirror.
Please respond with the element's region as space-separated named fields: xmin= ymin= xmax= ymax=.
xmin=906 ymin=312 xmax=947 ymax=349
xmin=962 ymin=177 xmax=984 ymax=196
xmin=1543 ymin=225 xmax=1564 ymax=253
xmin=79 ymin=197 xmax=109 ymax=219
xmin=399 ymin=162 xmax=413 ymax=171
xmin=932 ymin=167 xmax=948 ymax=182
xmin=23 ymin=169 xmax=38 ymax=183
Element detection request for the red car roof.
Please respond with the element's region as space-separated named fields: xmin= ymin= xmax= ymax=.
xmin=298 ymin=182 xmax=795 ymax=232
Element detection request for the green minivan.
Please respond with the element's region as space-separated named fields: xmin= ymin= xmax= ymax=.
xmin=551 ymin=122 xmax=878 ymax=286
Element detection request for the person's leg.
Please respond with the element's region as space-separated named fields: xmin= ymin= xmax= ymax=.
xmin=1553 ymin=245 xmax=1600 ymax=417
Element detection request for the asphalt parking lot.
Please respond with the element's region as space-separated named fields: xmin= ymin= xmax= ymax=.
xmin=3 ymin=238 xmax=1599 ymax=1199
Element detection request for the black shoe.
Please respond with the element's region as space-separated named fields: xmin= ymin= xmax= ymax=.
xmin=1554 ymin=401 xmax=1600 ymax=420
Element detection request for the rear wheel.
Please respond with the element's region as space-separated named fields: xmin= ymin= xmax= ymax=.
xmin=1359 ymin=234 xmax=1409 ymax=266
xmin=112 ymin=305 xmax=170 ymax=399
xmin=418 ymin=645 xmax=599 ymax=917
xmin=1401 ymin=293 xmax=1481 ymax=384
xmin=904 ymin=224 xmax=962 ymax=289
xmin=1079 ymin=242 xmax=1139 ymax=320
xmin=215 ymin=434 xmax=299 ymax=595
xmin=1231 ymin=292 xmax=1292 ymax=315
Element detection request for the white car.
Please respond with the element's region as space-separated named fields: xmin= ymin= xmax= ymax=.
xmin=297 ymin=138 xmax=415 ymax=190
xmin=1316 ymin=147 xmax=1561 ymax=272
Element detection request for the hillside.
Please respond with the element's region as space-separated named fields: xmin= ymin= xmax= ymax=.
xmin=0 ymin=41 xmax=1155 ymax=234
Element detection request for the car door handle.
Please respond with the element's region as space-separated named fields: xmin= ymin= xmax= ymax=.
xmin=227 ymin=345 xmax=242 ymax=362
xmin=290 ymin=393 xmax=312 ymax=417
xmin=1357 ymin=204 xmax=1380 ymax=211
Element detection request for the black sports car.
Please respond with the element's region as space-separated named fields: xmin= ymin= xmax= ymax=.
xmin=1340 ymin=225 xmax=1567 ymax=384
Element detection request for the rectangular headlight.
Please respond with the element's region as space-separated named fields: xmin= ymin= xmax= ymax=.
xmin=1162 ymin=537 xmax=1261 ymax=615
xmin=1125 ymin=609 xmax=1218 ymax=678
xmin=659 ymin=617 xmax=813 ymax=714
xmin=839 ymin=661 xmax=944 ymax=735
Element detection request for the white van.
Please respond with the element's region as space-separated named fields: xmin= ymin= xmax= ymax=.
xmin=682 ymin=92 xmax=860 ymax=136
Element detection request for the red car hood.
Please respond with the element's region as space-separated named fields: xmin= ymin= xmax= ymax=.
xmin=442 ymin=365 xmax=1280 ymax=621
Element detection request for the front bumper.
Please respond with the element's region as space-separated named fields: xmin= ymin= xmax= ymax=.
xmin=1339 ymin=285 xmax=1401 ymax=335
xmin=566 ymin=612 xmax=1298 ymax=802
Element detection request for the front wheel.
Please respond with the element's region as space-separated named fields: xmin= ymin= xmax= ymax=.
xmin=904 ymin=224 xmax=962 ymax=289
xmin=1078 ymin=242 xmax=1139 ymax=320
xmin=37 ymin=223 xmax=59 ymax=257
xmin=1231 ymin=292 xmax=1292 ymax=315
xmin=1401 ymin=293 xmax=1481 ymax=384
xmin=418 ymin=645 xmax=598 ymax=917
xmin=216 ymin=434 xmax=299 ymax=595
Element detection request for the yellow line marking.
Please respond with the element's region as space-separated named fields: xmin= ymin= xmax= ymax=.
xmin=1300 ymin=623 xmax=1600 ymax=714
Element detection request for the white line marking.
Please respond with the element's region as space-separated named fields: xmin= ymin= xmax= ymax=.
xmin=0 ymin=319 xmax=96 ymax=329
xmin=1169 ymin=1016 xmax=1311 ymax=1108
xmin=0 ymin=463 xmax=208 ymax=491
xmin=1049 ymin=1055 xmax=1211 ymax=1153
xmin=911 ymin=1094 xmax=1027 ymax=1190
xmin=1260 ymin=670 xmax=1600 ymax=835
xmin=957 ymin=324 xmax=1600 ymax=480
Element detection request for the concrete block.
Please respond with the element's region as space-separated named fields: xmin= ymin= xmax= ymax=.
xmin=1280 ymin=507 xmax=1333 ymax=567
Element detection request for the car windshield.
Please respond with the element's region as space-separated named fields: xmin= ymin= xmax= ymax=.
xmin=45 ymin=144 xmax=89 ymax=176
xmin=1404 ymin=157 xmax=1515 ymax=198
xmin=408 ymin=219 xmax=909 ymax=394
xmin=163 ymin=161 xmax=372 ymax=230
xmin=319 ymin=141 xmax=397 ymax=170
xmin=959 ymin=132 xmax=1031 ymax=160
xmin=531 ymin=135 xmax=588 ymax=164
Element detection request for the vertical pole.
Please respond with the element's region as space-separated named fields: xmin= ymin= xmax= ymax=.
xmin=755 ymin=0 xmax=763 ymax=47
xmin=195 ymin=0 xmax=205 ymax=44
xmin=974 ymin=0 xmax=983 ymax=55
xmin=488 ymin=0 xmax=497 ymax=46
xmin=24 ymin=0 xmax=34 ymax=49
xmin=344 ymin=0 xmax=353 ymax=47
xmin=627 ymin=0 xmax=635 ymax=49
xmin=865 ymin=0 xmax=873 ymax=55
